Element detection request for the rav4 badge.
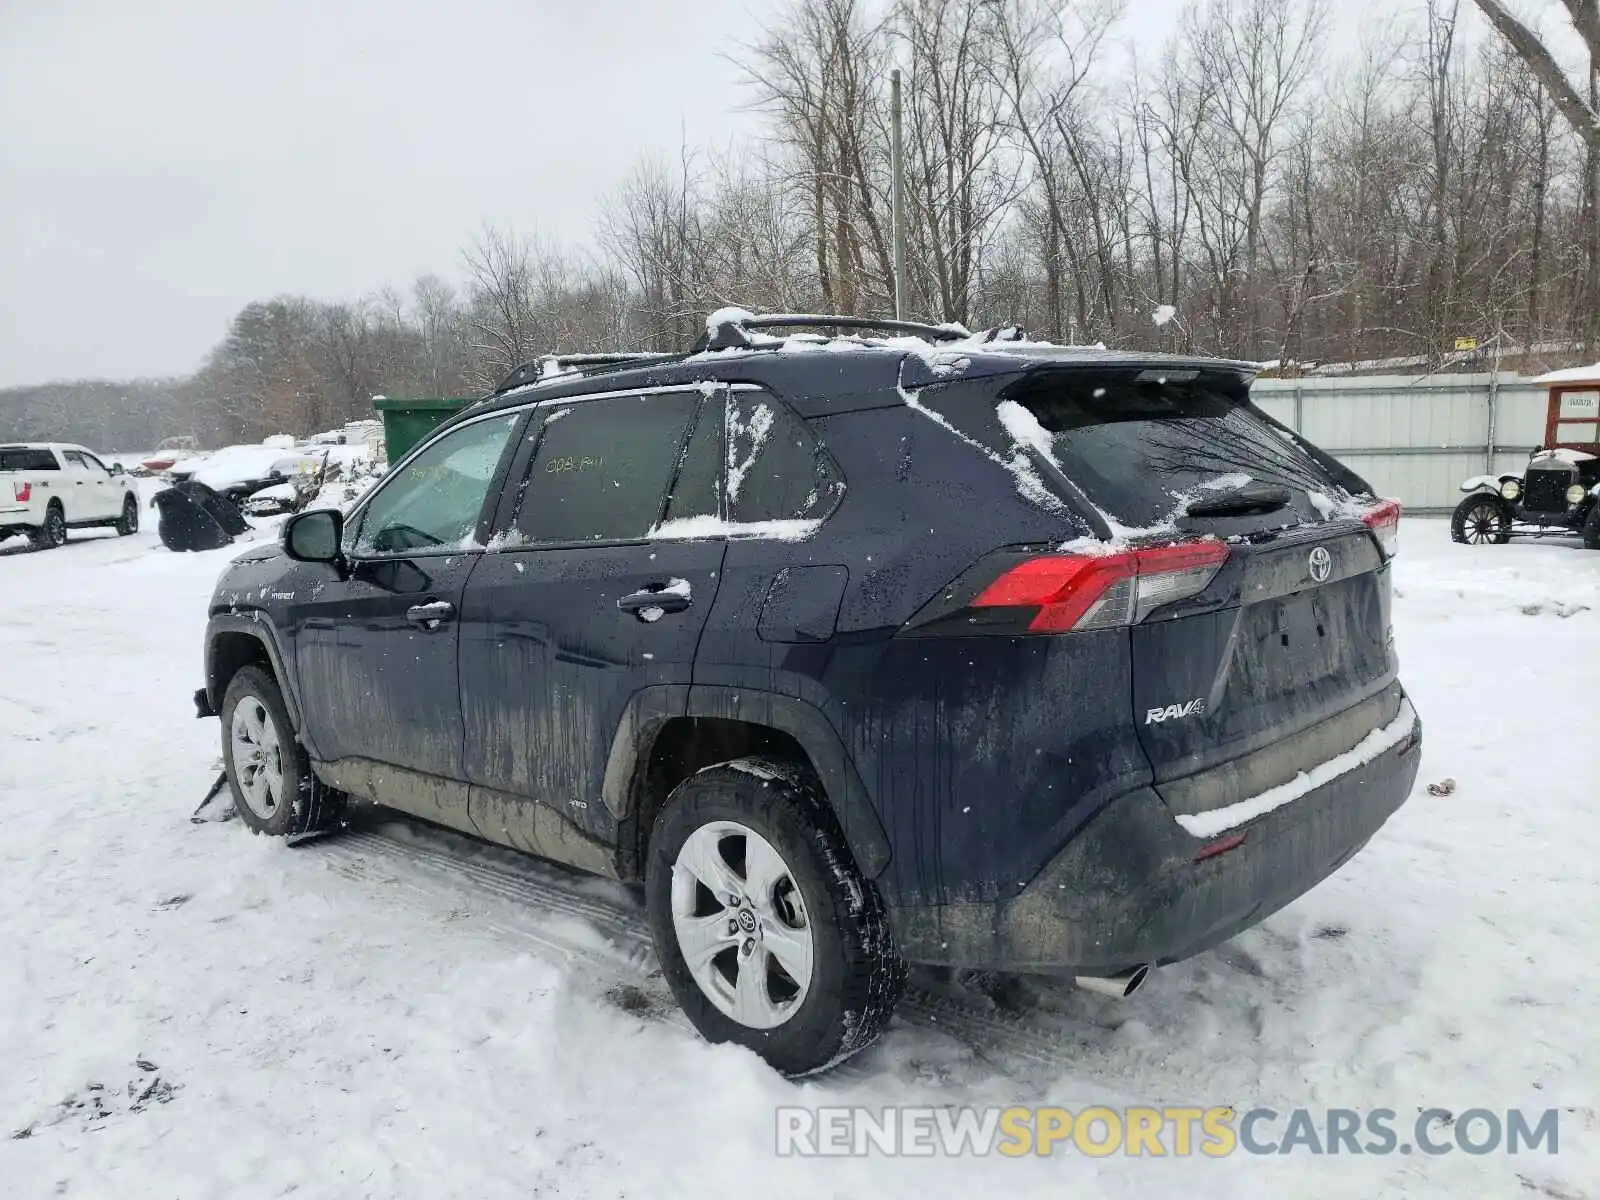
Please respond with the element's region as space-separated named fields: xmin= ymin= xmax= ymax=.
xmin=1146 ymin=698 xmax=1208 ymax=724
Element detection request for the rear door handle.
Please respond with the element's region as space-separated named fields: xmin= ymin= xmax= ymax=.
xmin=406 ymin=600 xmax=456 ymax=630
xmin=618 ymin=585 xmax=691 ymax=621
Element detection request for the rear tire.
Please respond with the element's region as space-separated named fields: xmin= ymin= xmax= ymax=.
xmin=30 ymin=502 xmax=66 ymax=550
xmin=1450 ymin=493 xmax=1512 ymax=545
xmin=220 ymin=666 xmax=345 ymax=837
xmin=115 ymin=494 xmax=139 ymax=536
xmin=1583 ymin=503 xmax=1600 ymax=550
xmin=645 ymin=758 xmax=907 ymax=1076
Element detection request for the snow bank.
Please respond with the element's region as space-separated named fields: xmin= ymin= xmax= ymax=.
xmin=3 ymin=520 xmax=1599 ymax=1199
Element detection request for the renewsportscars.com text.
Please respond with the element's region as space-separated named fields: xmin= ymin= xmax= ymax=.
xmin=775 ymin=1106 xmax=1563 ymax=1158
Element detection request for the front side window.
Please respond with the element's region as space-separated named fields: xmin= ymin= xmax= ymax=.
xmin=512 ymin=393 xmax=700 ymax=544
xmin=61 ymin=451 xmax=86 ymax=468
xmin=351 ymin=415 xmax=519 ymax=556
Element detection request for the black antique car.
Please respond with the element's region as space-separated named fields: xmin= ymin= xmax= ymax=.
xmin=1452 ymin=368 xmax=1600 ymax=548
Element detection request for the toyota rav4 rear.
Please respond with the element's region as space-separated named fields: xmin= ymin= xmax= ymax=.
xmin=859 ymin=353 xmax=1421 ymax=983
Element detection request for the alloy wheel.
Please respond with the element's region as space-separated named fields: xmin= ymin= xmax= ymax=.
xmin=229 ymin=696 xmax=285 ymax=820
xmin=670 ymin=820 xmax=814 ymax=1030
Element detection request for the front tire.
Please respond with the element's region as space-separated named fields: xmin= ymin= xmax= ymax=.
xmin=30 ymin=502 xmax=66 ymax=550
xmin=1583 ymin=503 xmax=1600 ymax=550
xmin=115 ymin=494 xmax=139 ymax=536
xmin=220 ymin=666 xmax=345 ymax=837
xmin=1451 ymin=493 xmax=1512 ymax=545
xmin=645 ymin=758 xmax=907 ymax=1076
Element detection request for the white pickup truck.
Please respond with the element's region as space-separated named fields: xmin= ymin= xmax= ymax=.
xmin=0 ymin=443 xmax=142 ymax=549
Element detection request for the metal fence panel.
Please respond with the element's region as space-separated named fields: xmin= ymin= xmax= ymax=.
xmin=1252 ymin=373 xmax=1556 ymax=513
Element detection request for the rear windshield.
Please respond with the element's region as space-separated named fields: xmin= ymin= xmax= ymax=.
xmin=950 ymin=374 xmax=1346 ymax=528
xmin=0 ymin=448 xmax=58 ymax=472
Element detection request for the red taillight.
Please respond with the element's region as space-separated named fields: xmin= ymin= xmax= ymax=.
xmin=12 ymin=481 xmax=30 ymax=503
xmin=1361 ymin=499 xmax=1401 ymax=558
xmin=974 ymin=540 xmax=1228 ymax=633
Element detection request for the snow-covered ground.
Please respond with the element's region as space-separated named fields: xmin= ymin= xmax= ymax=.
xmin=1 ymin=520 xmax=1595 ymax=1198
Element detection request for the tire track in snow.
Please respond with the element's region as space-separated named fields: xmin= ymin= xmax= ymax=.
xmin=305 ymin=817 xmax=1086 ymax=1078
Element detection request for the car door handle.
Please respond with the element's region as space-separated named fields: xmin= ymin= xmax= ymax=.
xmin=618 ymin=586 xmax=691 ymax=621
xmin=406 ymin=600 xmax=456 ymax=630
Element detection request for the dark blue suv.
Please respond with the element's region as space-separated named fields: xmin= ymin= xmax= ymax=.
xmin=197 ymin=314 xmax=1422 ymax=1075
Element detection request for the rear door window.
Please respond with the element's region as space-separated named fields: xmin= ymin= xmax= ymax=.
xmin=726 ymin=392 xmax=844 ymax=523
xmin=512 ymin=392 xmax=700 ymax=543
xmin=661 ymin=396 xmax=723 ymax=524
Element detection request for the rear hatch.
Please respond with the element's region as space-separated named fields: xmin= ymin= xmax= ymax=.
xmin=912 ymin=365 xmax=1403 ymax=814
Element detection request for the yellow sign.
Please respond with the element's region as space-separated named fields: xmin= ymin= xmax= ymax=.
xmin=1455 ymin=336 xmax=1479 ymax=352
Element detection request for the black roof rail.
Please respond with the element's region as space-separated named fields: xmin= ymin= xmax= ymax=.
xmin=695 ymin=311 xmax=979 ymax=352
xmin=493 ymin=351 xmax=681 ymax=394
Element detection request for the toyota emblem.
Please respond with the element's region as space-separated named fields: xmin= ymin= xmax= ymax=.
xmin=1308 ymin=546 xmax=1333 ymax=583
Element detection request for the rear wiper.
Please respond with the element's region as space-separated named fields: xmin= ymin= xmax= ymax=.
xmin=1183 ymin=482 xmax=1292 ymax=518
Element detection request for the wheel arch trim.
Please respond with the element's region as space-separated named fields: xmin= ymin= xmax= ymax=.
xmin=600 ymin=684 xmax=891 ymax=879
xmin=204 ymin=616 xmax=304 ymax=733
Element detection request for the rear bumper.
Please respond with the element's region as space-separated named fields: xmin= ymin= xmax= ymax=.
xmin=890 ymin=706 xmax=1422 ymax=974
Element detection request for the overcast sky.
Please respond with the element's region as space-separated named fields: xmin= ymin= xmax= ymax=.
xmin=0 ymin=0 xmax=1480 ymax=388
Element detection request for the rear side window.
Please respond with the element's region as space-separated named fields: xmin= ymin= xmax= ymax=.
xmin=931 ymin=373 xmax=1342 ymax=528
xmin=726 ymin=393 xmax=843 ymax=523
xmin=514 ymin=392 xmax=699 ymax=543
xmin=1 ymin=449 xmax=59 ymax=471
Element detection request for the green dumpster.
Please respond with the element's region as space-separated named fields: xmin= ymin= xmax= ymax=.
xmin=373 ymin=396 xmax=475 ymax=463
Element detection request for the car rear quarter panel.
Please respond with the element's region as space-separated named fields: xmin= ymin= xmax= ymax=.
xmin=695 ymin=404 xmax=1147 ymax=907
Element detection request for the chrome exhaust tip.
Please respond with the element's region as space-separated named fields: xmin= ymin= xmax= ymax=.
xmin=1074 ymin=964 xmax=1152 ymax=999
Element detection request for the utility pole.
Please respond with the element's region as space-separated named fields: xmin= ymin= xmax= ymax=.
xmin=891 ymin=67 xmax=907 ymax=320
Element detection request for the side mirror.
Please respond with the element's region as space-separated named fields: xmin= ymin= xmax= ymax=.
xmin=284 ymin=509 xmax=344 ymax=564
xmin=109 ymin=462 xmax=125 ymax=476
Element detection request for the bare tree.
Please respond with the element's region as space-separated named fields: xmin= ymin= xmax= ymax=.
xmin=1470 ymin=0 xmax=1600 ymax=345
